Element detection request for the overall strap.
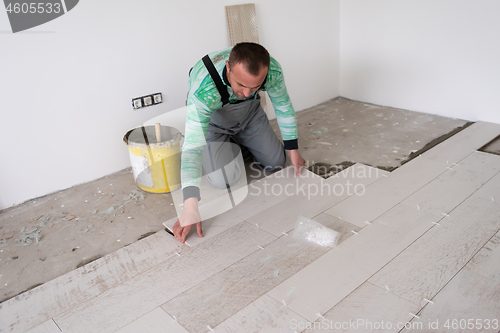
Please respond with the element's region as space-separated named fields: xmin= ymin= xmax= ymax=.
xmin=202 ymin=55 xmax=230 ymax=106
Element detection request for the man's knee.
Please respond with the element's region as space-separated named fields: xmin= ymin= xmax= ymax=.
xmin=203 ymin=142 xmax=244 ymax=189
xmin=205 ymin=155 xmax=243 ymax=189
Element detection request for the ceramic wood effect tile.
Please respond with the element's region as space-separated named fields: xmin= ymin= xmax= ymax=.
xmin=163 ymin=166 xmax=323 ymax=246
xmin=160 ymin=232 xmax=331 ymax=333
xmin=23 ymin=320 xmax=61 ymax=333
xmin=266 ymin=246 xmax=381 ymax=323
xmin=213 ymin=295 xmax=307 ymax=333
xmin=472 ymin=169 xmax=500 ymax=204
xmin=324 ymin=156 xmax=447 ymax=228
xmin=237 ymin=166 xmax=325 ymax=216
xmin=369 ymin=196 xmax=500 ymax=307
xmin=307 ymin=282 xmax=420 ymax=333
xmin=336 ymin=204 xmax=440 ymax=270
xmin=114 ymin=307 xmax=189 ymax=333
xmin=465 ymin=230 xmax=500 ymax=282
xmin=247 ymin=164 xmax=387 ymax=236
xmin=53 ymin=222 xmax=277 ymax=333
xmin=400 ymin=235 xmax=500 ymax=333
xmin=0 ymin=231 xmax=181 ymax=333
xmin=420 ymin=121 xmax=500 ymax=164
xmin=400 ymin=151 xmax=500 ymax=216
xmin=162 ymin=206 xmax=247 ymax=247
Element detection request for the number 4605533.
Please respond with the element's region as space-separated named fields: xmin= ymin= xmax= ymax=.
xmin=5 ymin=3 xmax=61 ymax=14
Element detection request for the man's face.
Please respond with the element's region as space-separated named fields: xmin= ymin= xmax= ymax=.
xmin=226 ymin=61 xmax=268 ymax=99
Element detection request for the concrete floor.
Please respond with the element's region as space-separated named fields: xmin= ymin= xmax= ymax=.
xmin=480 ymin=134 xmax=500 ymax=156
xmin=0 ymin=97 xmax=469 ymax=304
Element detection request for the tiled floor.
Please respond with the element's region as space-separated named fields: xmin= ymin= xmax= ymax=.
xmin=0 ymin=97 xmax=470 ymax=306
xmin=2 ymin=121 xmax=500 ymax=333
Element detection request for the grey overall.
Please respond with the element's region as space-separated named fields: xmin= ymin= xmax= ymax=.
xmin=201 ymin=56 xmax=286 ymax=189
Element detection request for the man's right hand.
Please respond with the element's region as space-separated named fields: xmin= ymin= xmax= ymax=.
xmin=172 ymin=197 xmax=203 ymax=243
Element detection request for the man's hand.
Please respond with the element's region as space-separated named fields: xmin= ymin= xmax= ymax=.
xmin=172 ymin=197 xmax=203 ymax=243
xmin=287 ymin=149 xmax=306 ymax=175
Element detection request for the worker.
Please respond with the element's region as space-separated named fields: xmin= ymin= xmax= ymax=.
xmin=172 ymin=42 xmax=305 ymax=243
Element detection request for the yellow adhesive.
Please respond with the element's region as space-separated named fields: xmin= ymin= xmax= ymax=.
xmin=124 ymin=126 xmax=182 ymax=193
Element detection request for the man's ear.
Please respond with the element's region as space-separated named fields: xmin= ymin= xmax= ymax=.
xmin=225 ymin=60 xmax=230 ymax=72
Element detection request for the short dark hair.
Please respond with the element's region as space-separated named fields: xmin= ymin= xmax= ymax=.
xmin=228 ymin=42 xmax=270 ymax=76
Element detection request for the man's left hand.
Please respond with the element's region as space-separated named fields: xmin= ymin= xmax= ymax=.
xmin=287 ymin=149 xmax=306 ymax=175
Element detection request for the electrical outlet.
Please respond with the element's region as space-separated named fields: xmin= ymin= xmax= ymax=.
xmin=132 ymin=92 xmax=162 ymax=110
xmin=153 ymin=93 xmax=162 ymax=104
xmin=132 ymin=98 xmax=142 ymax=109
xmin=143 ymin=96 xmax=153 ymax=106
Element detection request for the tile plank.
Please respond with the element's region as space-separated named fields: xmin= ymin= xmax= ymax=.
xmin=421 ymin=121 xmax=500 ymax=163
xmin=337 ymin=204 xmax=440 ymax=270
xmin=472 ymin=170 xmax=500 ymax=203
xmin=308 ymin=282 xmax=420 ymax=333
xmin=466 ymin=230 xmax=500 ymax=282
xmin=369 ymin=196 xmax=500 ymax=307
xmin=402 ymin=229 xmax=500 ymax=332
xmin=162 ymin=207 xmax=246 ymax=247
xmin=231 ymin=165 xmax=326 ymax=221
xmin=400 ymin=269 xmax=500 ymax=333
xmin=0 ymin=231 xmax=182 ymax=333
xmin=400 ymin=151 xmax=500 ymax=216
xmin=54 ymin=222 xmax=277 ymax=333
xmin=113 ymin=320 xmax=150 ymax=333
xmin=24 ymin=320 xmax=61 ymax=333
xmin=161 ymin=231 xmax=332 ymax=333
xmin=163 ymin=166 xmax=324 ymax=246
xmin=248 ymin=164 xmax=387 ymax=236
xmin=214 ymin=295 xmax=307 ymax=333
xmin=266 ymin=247 xmax=380 ymax=322
xmin=115 ymin=307 xmax=189 ymax=333
xmin=324 ymin=157 xmax=447 ymax=227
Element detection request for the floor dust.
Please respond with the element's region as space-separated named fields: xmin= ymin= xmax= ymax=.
xmin=0 ymin=97 xmax=469 ymax=304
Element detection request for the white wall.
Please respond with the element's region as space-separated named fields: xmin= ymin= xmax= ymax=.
xmin=0 ymin=0 xmax=340 ymax=210
xmin=340 ymin=0 xmax=500 ymax=123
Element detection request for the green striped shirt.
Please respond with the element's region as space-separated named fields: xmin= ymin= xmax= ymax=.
xmin=182 ymin=46 xmax=298 ymax=192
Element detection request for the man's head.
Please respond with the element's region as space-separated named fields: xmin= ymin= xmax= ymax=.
xmin=226 ymin=42 xmax=270 ymax=99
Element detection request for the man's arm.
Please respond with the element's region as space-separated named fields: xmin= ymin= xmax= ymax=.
xmin=172 ymin=197 xmax=202 ymax=243
xmin=265 ymin=58 xmax=305 ymax=174
xmin=173 ymin=61 xmax=225 ymax=242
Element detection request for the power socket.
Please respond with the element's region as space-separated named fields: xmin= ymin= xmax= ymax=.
xmin=132 ymin=98 xmax=142 ymax=109
xmin=153 ymin=93 xmax=162 ymax=103
xmin=132 ymin=92 xmax=163 ymax=110
xmin=143 ymin=96 xmax=153 ymax=107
